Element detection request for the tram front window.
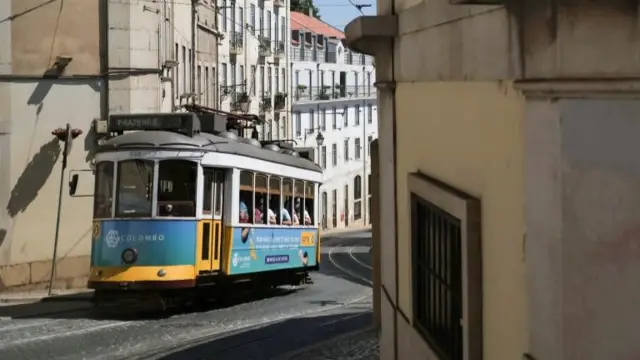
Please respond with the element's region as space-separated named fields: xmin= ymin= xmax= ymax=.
xmin=116 ymin=160 xmax=153 ymax=217
xmin=157 ymin=160 xmax=197 ymax=217
xmin=94 ymin=161 xmax=114 ymax=218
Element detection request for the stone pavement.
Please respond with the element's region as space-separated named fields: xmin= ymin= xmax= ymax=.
xmin=280 ymin=328 xmax=379 ymax=360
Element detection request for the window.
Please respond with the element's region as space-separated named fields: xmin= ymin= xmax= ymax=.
xmin=240 ymin=65 xmax=245 ymax=92
xmin=344 ymin=138 xmax=349 ymax=161
xmin=409 ymin=173 xmax=482 ymax=360
xmin=282 ymin=179 xmax=294 ymax=225
xmin=320 ymin=145 xmax=327 ymax=169
xmin=238 ymin=7 xmax=244 ymax=35
xmin=281 ymin=68 xmax=285 ymax=92
xmin=188 ymin=49 xmax=192 ymax=92
xmin=367 ymin=72 xmax=371 ymax=95
xmin=354 ymin=72 xmax=359 ymax=95
xmin=368 ymin=135 xmax=373 ymax=157
xmin=309 ymin=110 xmax=315 ymax=130
xmin=275 ymin=15 xmax=279 ymax=41
xmin=260 ymin=65 xmax=265 ymax=96
xmin=295 ymin=112 xmax=302 ymax=137
xmin=331 ymin=189 xmax=337 ymax=227
xmin=203 ymin=169 xmax=224 ymax=217
xmin=251 ymin=65 xmax=256 ymax=95
xmin=332 ymin=143 xmax=337 ymax=166
xmin=93 ymin=162 xmax=114 ymax=218
xmin=221 ymin=63 xmax=228 ymax=89
xmin=353 ymin=175 xmax=362 ymax=220
xmin=204 ymin=67 xmax=210 ymax=106
xmin=157 ymin=160 xmax=197 ymax=217
xmin=367 ymin=104 xmax=373 ymax=123
xmin=266 ymin=11 xmax=271 ymax=38
xmin=174 ymin=43 xmax=179 ymax=96
xmin=275 ymin=69 xmax=279 ymax=93
xmin=293 ymin=180 xmax=304 ymax=225
xmin=321 ymin=109 xmax=326 ymax=131
xmin=321 ymin=191 xmax=327 ymax=229
xmin=332 ymin=107 xmax=337 ymax=129
xmin=259 ymin=5 xmax=264 ymax=38
xmin=368 ymin=174 xmax=371 ymax=196
xmin=239 ymin=171 xmax=253 ymax=223
xmin=230 ymin=63 xmax=236 ymax=90
xmin=355 ymin=138 xmax=361 ymax=160
xmin=355 ymin=105 xmax=360 ymax=126
xmin=303 ymin=182 xmax=315 ymax=225
xmin=222 ymin=0 xmax=228 ymax=31
xmin=116 ymin=160 xmax=153 ymax=218
xmin=254 ymin=174 xmax=268 ymax=224
xmin=269 ymin=176 xmax=282 ymax=224
xmin=182 ymin=45 xmax=187 ymax=95
xmin=343 ymin=106 xmax=348 ymax=127
xmin=250 ymin=4 xmax=255 ymax=34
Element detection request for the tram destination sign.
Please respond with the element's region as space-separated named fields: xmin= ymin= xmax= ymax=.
xmin=108 ymin=113 xmax=195 ymax=133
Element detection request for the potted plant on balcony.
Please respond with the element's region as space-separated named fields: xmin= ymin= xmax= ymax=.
xmin=274 ymin=92 xmax=287 ymax=110
xmin=317 ymin=85 xmax=331 ymax=100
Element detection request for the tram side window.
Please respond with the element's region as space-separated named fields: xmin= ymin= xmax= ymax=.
xmin=282 ymin=179 xmax=294 ymax=225
xmin=254 ymin=174 xmax=268 ymax=224
xmin=94 ymin=161 xmax=114 ymax=218
xmin=293 ymin=180 xmax=305 ymax=226
xmin=116 ymin=160 xmax=153 ymax=218
xmin=268 ymin=176 xmax=281 ymax=225
xmin=239 ymin=171 xmax=253 ymax=223
xmin=157 ymin=160 xmax=197 ymax=217
xmin=303 ymin=182 xmax=314 ymax=226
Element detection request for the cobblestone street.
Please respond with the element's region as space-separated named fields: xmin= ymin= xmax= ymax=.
xmin=286 ymin=328 xmax=379 ymax=360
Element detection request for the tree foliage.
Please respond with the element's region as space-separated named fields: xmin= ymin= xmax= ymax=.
xmin=291 ymin=0 xmax=321 ymax=19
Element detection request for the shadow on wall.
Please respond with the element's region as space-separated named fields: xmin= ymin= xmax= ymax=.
xmin=6 ymin=139 xmax=61 ymax=218
xmin=0 ymin=229 xmax=6 ymax=247
xmin=84 ymin=125 xmax=97 ymax=163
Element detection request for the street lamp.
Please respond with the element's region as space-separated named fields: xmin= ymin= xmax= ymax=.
xmin=315 ymin=132 xmax=324 ymax=167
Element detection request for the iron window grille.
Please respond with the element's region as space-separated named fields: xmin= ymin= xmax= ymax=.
xmin=408 ymin=172 xmax=482 ymax=360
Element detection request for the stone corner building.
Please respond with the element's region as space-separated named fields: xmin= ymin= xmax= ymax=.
xmin=346 ymin=0 xmax=640 ymax=359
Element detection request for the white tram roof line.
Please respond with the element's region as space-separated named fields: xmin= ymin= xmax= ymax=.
xmin=95 ymin=130 xmax=322 ymax=174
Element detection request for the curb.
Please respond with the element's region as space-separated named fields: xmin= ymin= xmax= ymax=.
xmin=320 ymin=227 xmax=372 ymax=239
xmin=0 ymin=291 xmax=94 ymax=305
xmin=271 ymin=326 xmax=377 ymax=360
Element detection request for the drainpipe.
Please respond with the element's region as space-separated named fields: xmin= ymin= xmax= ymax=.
xmin=191 ymin=0 xmax=197 ymax=103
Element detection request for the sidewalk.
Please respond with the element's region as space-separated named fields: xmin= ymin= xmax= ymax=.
xmin=279 ymin=327 xmax=379 ymax=360
xmin=321 ymin=224 xmax=372 ymax=238
xmin=0 ymin=288 xmax=93 ymax=306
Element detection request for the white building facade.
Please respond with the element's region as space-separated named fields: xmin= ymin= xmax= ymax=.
xmin=215 ymin=0 xmax=291 ymax=140
xmin=289 ymin=12 xmax=377 ymax=230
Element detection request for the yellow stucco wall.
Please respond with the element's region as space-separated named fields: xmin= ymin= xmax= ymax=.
xmin=395 ymin=81 xmax=528 ymax=359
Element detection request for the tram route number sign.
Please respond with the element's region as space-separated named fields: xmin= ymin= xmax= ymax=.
xmin=108 ymin=113 xmax=192 ymax=132
xmin=300 ymin=232 xmax=315 ymax=247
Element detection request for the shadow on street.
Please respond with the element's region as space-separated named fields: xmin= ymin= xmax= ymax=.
xmin=0 ymin=287 xmax=301 ymax=321
xmin=153 ymin=310 xmax=374 ymax=360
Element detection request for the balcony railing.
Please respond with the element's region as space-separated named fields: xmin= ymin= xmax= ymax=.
xmin=259 ymin=38 xmax=272 ymax=57
xmin=275 ymin=41 xmax=285 ymax=59
xmin=292 ymin=85 xmax=377 ymax=102
xmin=230 ymin=32 xmax=243 ymax=55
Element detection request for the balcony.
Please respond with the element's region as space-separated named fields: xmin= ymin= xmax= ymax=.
xmin=275 ymin=41 xmax=285 ymax=60
xmin=259 ymin=38 xmax=272 ymax=57
xmin=230 ymin=32 xmax=243 ymax=55
xmin=259 ymin=96 xmax=272 ymax=115
xmin=230 ymin=92 xmax=250 ymax=114
xmin=292 ymin=85 xmax=377 ymax=102
xmin=274 ymin=92 xmax=286 ymax=112
xmin=273 ymin=0 xmax=284 ymax=7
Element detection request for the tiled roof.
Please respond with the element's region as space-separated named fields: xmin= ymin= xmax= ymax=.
xmin=291 ymin=11 xmax=345 ymax=39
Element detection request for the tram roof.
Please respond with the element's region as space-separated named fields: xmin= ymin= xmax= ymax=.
xmin=96 ymin=130 xmax=323 ymax=172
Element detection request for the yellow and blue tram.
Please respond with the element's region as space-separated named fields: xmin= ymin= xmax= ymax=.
xmin=87 ymin=113 xmax=322 ymax=304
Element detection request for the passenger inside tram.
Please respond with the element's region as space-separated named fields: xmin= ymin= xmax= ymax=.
xmin=282 ymin=200 xmax=293 ymax=225
xmin=295 ymin=198 xmax=312 ymax=226
xmin=239 ymin=198 xmax=250 ymax=223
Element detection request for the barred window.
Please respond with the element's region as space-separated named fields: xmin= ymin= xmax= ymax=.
xmin=412 ymin=195 xmax=462 ymax=360
xmin=409 ymin=172 xmax=482 ymax=360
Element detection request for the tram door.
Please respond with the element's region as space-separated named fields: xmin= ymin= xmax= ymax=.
xmin=198 ymin=168 xmax=225 ymax=273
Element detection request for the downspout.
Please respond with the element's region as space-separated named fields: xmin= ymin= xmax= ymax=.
xmin=191 ymin=0 xmax=197 ymax=102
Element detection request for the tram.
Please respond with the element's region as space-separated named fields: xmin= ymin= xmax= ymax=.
xmin=86 ymin=112 xmax=323 ymax=306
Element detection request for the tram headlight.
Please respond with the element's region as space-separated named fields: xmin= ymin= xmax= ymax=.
xmin=121 ymin=248 xmax=138 ymax=264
